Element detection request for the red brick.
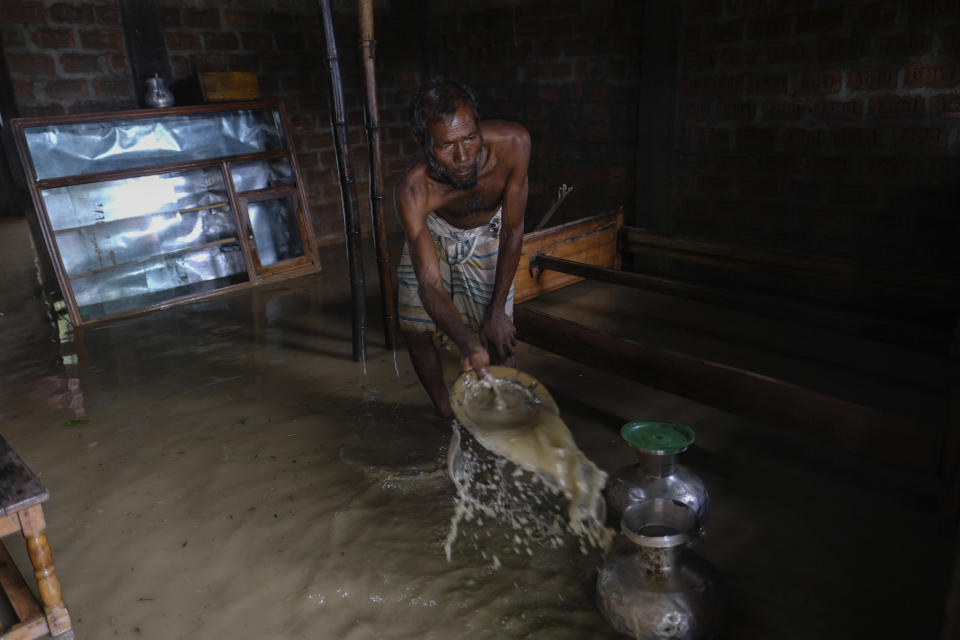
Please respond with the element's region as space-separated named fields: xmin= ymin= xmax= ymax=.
xmin=675 ymin=196 xmax=710 ymax=218
xmin=847 ymin=66 xmax=897 ymax=90
xmin=170 ymin=56 xmax=190 ymax=77
xmin=718 ymin=47 xmax=760 ymax=69
xmin=758 ymin=153 xmax=801 ymax=173
xmin=891 ymin=127 xmax=946 ymax=148
xmin=796 ymin=71 xmax=841 ymax=93
xmin=905 ymin=63 xmax=960 ymax=88
xmin=49 ymin=2 xmax=94 ymax=24
xmin=4 ymin=1 xmax=44 ymax=24
xmin=874 ymin=32 xmax=929 ymax=58
xmin=700 ymin=175 xmax=733 ymax=195
xmin=60 ymin=52 xmax=98 ymax=73
xmin=812 ymin=100 xmax=863 ymax=121
xmin=701 ymin=21 xmax=743 ymax=45
xmin=830 ymin=184 xmax=876 ymax=207
xmin=105 ymin=53 xmax=127 ymax=74
xmin=21 ymin=104 xmax=66 ymax=117
xmin=679 ymin=77 xmax=699 ymax=98
xmin=747 ymin=14 xmax=791 ymax=40
xmin=702 ymin=75 xmax=742 ymax=98
xmin=716 ymin=101 xmax=755 ymax=121
xmin=31 ymin=27 xmax=74 ymax=48
xmin=796 ymin=8 xmax=845 ymax=33
xmin=537 ymin=86 xmax=564 ymax=101
xmin=833 ymin=128 xmax=883 ymax=151
xmin=92 ymin=76 xmax=130 ymax=97
xmin=782 ymin=128 xmax=827 ymax=149
xmin=79 ymin=29 xmax=123 ymax=50
xmin=46 ymin=77 xmax=87 ymax=98
xmin=766 ymin=42 xmax=809 ymax=66
xmin=763 ymin=102 xmax=805 ymax=121
xmin=855 ymin=3 xmax=900 ymax=29
xmin=748 ymin=72 xmax=788 ymax=94
xmin=582 ymin=104 xmax=609 ymax=123
xmin=166 ymin=32 xmax=201 ymax=51
xmin=190 ymin=53 xmax=228 ymax=72
xmin=934 ymin=94 xmax=960 ymax=117
xmin=264 ymin=11 xmax=293 ymax=31
xmin=1 ymin=28 xmax=25 ymax=47
xmin=204 ymin=33 xmax=239 ymax=50
xmin=679 ymin=127 xmax=730 ymax=150
xmin=869 ymin=95 xmax=924 ymax=118
xmin=13 ymin=77 xmax=34 ymax=100
xmin=226 ymin=10 xmax=260 ymax=29
xmin=820 ymin=37 xmax=866 ymax=62
xmin=96 ymin=4 xmax=119 ymax=25
xmin=241 ymin=32 xmax=272 ymax=51
xmin=6 ymin=53 xmax=55 ymax=75
xmin=713 ymin=152 xmax=755 ymax=171
xmin=184 ymin=8 xmax=220 ymax=28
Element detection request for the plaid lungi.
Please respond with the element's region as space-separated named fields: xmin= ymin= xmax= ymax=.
xmin=397 ymin=208 xmax=514 ymax=334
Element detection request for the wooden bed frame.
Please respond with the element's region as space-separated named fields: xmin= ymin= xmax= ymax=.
xmin=513 ymin=209 xmax=960 ymax=527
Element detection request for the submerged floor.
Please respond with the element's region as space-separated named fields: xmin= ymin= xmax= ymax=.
xmin=0 ymin=217 xmax=953 ymax=639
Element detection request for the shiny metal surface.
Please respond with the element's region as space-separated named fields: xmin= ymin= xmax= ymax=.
xmin=248 ymin=197 xmax=304 ymax=266
xmin=607 ymin=451 xmax=710 ymax=532
xmin=72 ymin=242 xmax=247 ymax=320
xmin=24 ymin=109 xmax=284 ymax=180
xmin=231 ymin=157 xmax=294 ymax=193
xmin=597 ymin=501 xmax=722 ymax=640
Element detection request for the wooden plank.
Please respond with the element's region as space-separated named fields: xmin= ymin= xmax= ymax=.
xmin=199 ymin=72 xmax=261 ymax=103
xmin=514 ymin=307 xmax=939 ymax=472
xmin=0 ymin=616 xmax=49 ymax=640
xmin=0 ymin=542 xmax=42 ymax=624
xmin=0 ymin=437 xmax=48 ymax=518
xmin=531 ymin=255 xmax=951 ymax=353
xmin=514 ymin=210 xmax=622 ymax=303
xmin=623 ymin=227 xmax=959 ymax=309
xmin=0 ymin=515 xmax=20 ymax=538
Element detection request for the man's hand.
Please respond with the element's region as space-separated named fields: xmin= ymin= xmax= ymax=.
xmin=480 ymin=308 xmax=517 ymax=363
xmin=459 ymin=338 xmax=491 ymax=376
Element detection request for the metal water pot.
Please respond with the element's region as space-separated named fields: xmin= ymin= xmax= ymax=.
xmin=144 ymin=74 xmax=174 ymax=108
xmin=606 ymin=421 xmax=709 ymax=532
xmin=596 ymin=499 xmax=722 ymax=639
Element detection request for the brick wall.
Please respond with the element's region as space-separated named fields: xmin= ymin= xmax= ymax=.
xmin=677 ymin=0 xmax=960 ymax=273
xmin=425 ymin=0 xmax=643 ymax=228
xmin=0 ymin=0 xmax=419 ymax=245
xmin=0 ymin=0 xmax=134 ymax=116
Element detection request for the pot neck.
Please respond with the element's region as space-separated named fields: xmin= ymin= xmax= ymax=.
xmin=636 ymin=451 xmax=678 ymax=477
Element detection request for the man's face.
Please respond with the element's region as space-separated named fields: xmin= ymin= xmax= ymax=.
xmin=425 ymin=103 xmax=483 ymax=190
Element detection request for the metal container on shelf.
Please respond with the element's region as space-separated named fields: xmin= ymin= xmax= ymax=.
xmin=144 ymin=74 xmax=175 ymax=108
xmin=596 ymin=499 xmax=722 ymax=640
xmin=606 ymin=421 xmax=709 ymax=533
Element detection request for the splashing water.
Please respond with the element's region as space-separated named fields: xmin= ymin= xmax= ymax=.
xmin=445 ymin=371 xmax=613 ymax=563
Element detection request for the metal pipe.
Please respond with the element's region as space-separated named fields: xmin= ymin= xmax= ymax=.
xmin=358 ymin=0 xmax=397 ymax=350
xmin=319 ymin=0 xmax=366 ymax=363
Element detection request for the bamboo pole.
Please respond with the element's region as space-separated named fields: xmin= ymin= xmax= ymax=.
xmin=318 ymin=0 xmax=366 ymax=363
xmin=358 ymin=0 xmax=397 ymax=350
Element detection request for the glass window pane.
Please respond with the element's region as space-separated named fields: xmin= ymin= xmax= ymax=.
xmin=230 ymin=157 xmax=294 ymax=193
xmin=248 ymin=197 xmax=304 ymax=266
xmin=72 ymin=241 xmax=248 ymax=321
xmin=25 ymin=108 xmax=285 ymax=180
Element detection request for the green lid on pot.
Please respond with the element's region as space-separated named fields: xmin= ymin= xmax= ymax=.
xmin=620 ymin=421 xmax=695 ymax=454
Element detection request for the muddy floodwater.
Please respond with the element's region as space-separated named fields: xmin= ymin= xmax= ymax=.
xmin=0 ymin=218 xmax=952 ymax=639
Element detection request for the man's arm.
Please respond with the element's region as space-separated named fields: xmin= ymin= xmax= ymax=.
xmin=481 ymin=125 xmax=531 ymax=362
xmin=396 ymin=181 xmax=490 ymax=373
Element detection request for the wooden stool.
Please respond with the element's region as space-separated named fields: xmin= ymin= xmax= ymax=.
xmin=0 ymin=435 xmax=71 ymax=639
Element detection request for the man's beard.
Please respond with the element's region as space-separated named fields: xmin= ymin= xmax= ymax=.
xmin=427 ymin=150 xmax=479 ymax=190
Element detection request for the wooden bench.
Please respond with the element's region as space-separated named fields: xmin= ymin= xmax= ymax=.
xmin=0 ymin=435 xmax=71 ymax=639
xmin=513 ymin=210 xmax=960 ymax=524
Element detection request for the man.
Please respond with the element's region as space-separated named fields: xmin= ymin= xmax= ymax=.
xmin=395 ymin=79 xmax=530 ymax=419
